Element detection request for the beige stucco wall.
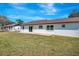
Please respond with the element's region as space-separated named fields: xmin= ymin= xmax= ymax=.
xmin=20 ymin=23 xmax=79 ymax=37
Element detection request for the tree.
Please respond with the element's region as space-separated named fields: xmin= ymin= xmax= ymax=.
xmin=0 ymin=16 xmax=14 ymax=26
xmin=68 ymin=10 xmax=79 ymax=18
xmin=16 ymin=19 xmax=24 ymax=25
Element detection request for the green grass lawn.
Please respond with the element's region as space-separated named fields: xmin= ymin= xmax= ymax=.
xmin=0 ymin=32 xmax=79 ymax=56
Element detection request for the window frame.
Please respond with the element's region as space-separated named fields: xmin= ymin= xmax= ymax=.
xmin=47 ymin=25 xmax=54 ymax=30
xmin=62 ymin=24 xmax=65 ymax=28
xmin=22 ymin=26 xmax=25 ymax=29
xmin=39 ymin=25 xmax=43 ymax=29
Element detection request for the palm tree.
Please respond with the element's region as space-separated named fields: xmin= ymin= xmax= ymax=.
xmin=16 ymin=19 xmax=24 ymax=25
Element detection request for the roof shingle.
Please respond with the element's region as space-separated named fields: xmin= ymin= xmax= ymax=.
xmin=23 ymin=17 xmax=79 ymax=26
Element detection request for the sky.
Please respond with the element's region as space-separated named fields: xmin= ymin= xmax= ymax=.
xmin=0 ymin=3 xmax=79 ymax=22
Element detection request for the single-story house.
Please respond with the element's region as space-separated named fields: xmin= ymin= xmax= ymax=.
xmin=20 ymin=11 xmax=79 ymax=37
xmin=20 ymin=17 xmax=79 ymax=37
xmin=0 ymin=11 xmax=79 ymax=37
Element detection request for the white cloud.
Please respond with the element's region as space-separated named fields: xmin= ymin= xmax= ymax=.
xmin=38 ymin=3 xmax=57 ymax=15
xmin=9 ymin=3 xmax=26 ymax=10
xmin=28 ymin=16 xmax=45 ymax=20
xmin=9 ymin=3 xmax=57 ymax=15
xmin=22 ymin=16 xmax=45 ymax=20
xmin=8 ymin=15 xmax=45 ymax=20
xmin=8 ymin=15 xmax=21 ymax=19
xmin=9 ymin=3 xmax=36 ymax=14
xmin=62 ymin=15 xmax=69 ymax=18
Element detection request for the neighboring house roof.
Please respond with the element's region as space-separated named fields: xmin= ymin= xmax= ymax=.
xmin=0 ymin=17 xmax=6 ymax=22
xmin=0 ymin=24 xmax=21 ymax=28
xmin=23 ymin=17 xmax=79 ymax=26
xmin=0 ymin=16 xmax=14 ymax=25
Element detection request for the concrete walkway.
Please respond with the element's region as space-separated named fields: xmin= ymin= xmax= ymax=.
xmin=20 ymin=32 xmax=53 ymax=36
xmin=19 ymin=31 xmax=79 ymax=38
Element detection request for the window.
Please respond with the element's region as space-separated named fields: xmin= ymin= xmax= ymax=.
xmin=22 ymin=26 xmax=25 ymax=29
xmin=39 ymin=26 xmax=43 ymax=29
xmin=62 ymin=24 xmax=65 ymax=28
xmin=47 ymin=25 xmax=54 ymax=30
xmin=9 ymin=26 xmax=11 ymax=29
xmin=50 ymin=25 xmax=54 ymax=30
xmin=47 ymin=25 xmax=49 ymax=30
